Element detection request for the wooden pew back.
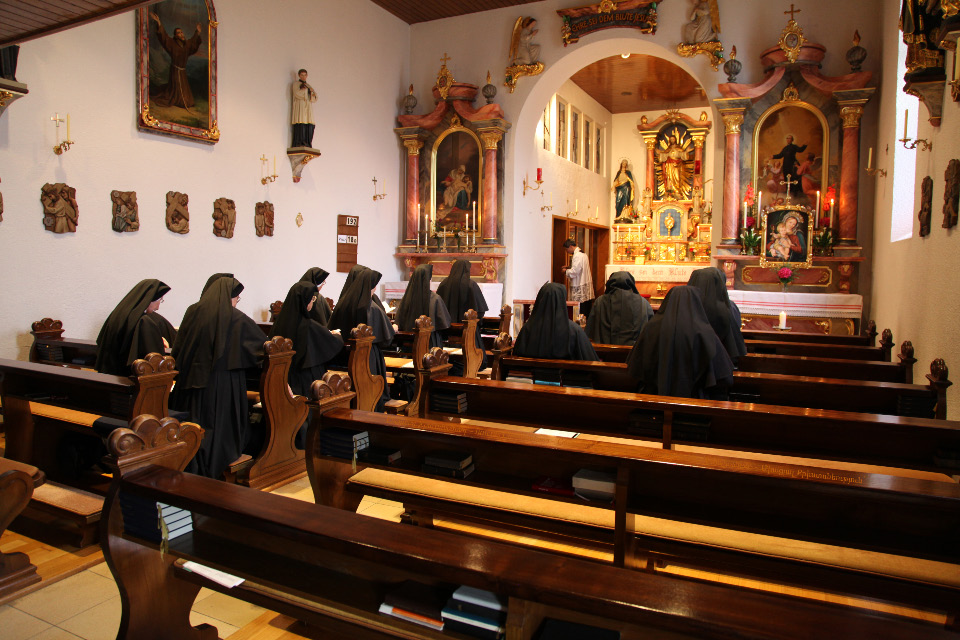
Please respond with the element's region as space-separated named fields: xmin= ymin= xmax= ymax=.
xmin=29 ymin=318 xmax=98 ymax=369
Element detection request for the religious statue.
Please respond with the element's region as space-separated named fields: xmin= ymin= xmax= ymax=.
xmin=919 ymin=176 xmax=932 ymax=237
xmin=110 ymin=190 xmax=139 ymax=233
xmin=681 ymin=0 xmax=718 ymax=44
xmin=900 ymin=0 xmax=944 ymax=73
xmin=148 ymin=13 xmax=203 ymax=110
xmin=944 ymin=159 xmax=959 ymax=229
xmin=767 ymin=211 xmax=806 ymax=263
xmin=505 ymin=16 xmax=545 ymax=93
xmin=165 ymin=191 xmax=190 ymax=234
xmin=656 ymin=132 xmax=692 ymax=200
xmin=212 ymin=197 xmax=237 ymax=238
xmin=686 ymin=209 xmax=701 ymax=240
xmin=40 ymin=183 xmax=78 ymax=233
xmin=612 ymin=159 xmax=637 ymax=222
xmin=255 ymin=201 xmax=275 ymax=237
xmin=290 ymin=68 xmax=318 ymax=149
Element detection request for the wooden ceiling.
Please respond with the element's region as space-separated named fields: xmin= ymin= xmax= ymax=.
xmin=570 ymin=54 xmax=708 ymax=114
xmin=0 ymin=0 xmax=156 ymax=47
xmin=368 ymin=0 xmax=542 ymax=24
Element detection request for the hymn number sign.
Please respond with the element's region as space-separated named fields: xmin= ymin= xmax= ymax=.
xmin=337 ymin=215 xmax=359 ymax=273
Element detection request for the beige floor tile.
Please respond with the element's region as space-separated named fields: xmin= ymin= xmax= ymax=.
xmin=58 ymin=596 xmax=120 ymax=640
xmin=190 ymin=610 xmax=239 ymax=638
xmin=84 ymin=562 xmax=112 ymax=579
xmin=194 ymin=586 xmax=217 ymax=604
xmin=191 ymin=590 xmax=265 ymax=628
xmin=0 ymin=605 xmax=52 ymax=640
xmin=25 ymin=627 xmax=84 ymax=639
xmin=8 ymin=571 xmax=117 ymax=626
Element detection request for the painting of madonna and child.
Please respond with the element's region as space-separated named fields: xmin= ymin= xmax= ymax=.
xmin=761 ymin=207 xmax=813 ymax=267
xmin=754 ymin=103 xmax=829 ymax=212
xmin=432 ymin=131 xmax=481 ymax=230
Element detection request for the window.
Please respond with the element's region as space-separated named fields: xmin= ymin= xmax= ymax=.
xmin=890 ymin=39 xmax=920 ymax=242
xmin=571 ymin=109 xmax=581 ymax=165
xmin=557 ymin=98 xmax=568 ymax=160
xmin=583 ymin=117 xmax=593 ymax=171
xmin=542 ymin=103 xmax=551 ymax=151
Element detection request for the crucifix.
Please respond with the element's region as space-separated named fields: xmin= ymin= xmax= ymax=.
xmin=779 ymin=173 xmax=797 ymax=203
xmin=440 ymin=52 xmax=451 ymax=66
xmin=784 ymin=3 xmax=801 ymax=21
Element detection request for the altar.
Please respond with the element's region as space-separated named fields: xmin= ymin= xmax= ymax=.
xmin=729 ymin=290 xmax=863 ymax=335
xmin=604 ymin=263 xmax=704 ymax=298
xmin=382 ymin=281 xmax=503 ymax=319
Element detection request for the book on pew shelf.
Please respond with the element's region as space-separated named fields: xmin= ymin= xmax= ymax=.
xmin=357 ymin=445 xmax=402 ymax=465
xmin=534 ymin=618 xmax=620 ymax=640
xmin=320 ymin=438 xmax=370 ymax=456
xmin=382 ymin=580 xmax=450 ymax=621
xmin=534 ymin=428 xmax=579 ymax=438
xmin=443 ymin=597 xmax=508 ymax=625
xmin=378 ymin=603 xmax=444 ymax=631
xmin=421 ymin=462 xmax=475 ymax=479
xmin=452 ymin=585 xmax=506 ymax=611
xmin=320 ymin=428 xmax=370 ymax=443
xmin=440 ymin=610 xmax=505 ymax=640
xmin=572 ymin=469 xmax=615 ymax=502
xmin=423 ymin=449 xmax=473 ymax=470
xmin=531 ymin=475 xmax=575 ymax=497
xmin=118 ymin=495 xmax=193 ymax=543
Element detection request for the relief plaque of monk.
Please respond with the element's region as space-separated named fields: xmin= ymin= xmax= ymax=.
xmin=149 ymin=12 xmax=203 ymax=110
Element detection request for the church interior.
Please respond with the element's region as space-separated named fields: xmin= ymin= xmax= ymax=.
xmin=1 ymin=0 xmax=960 ymax=638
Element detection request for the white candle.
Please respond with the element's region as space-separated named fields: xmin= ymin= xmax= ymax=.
xmin=575 ymin=199 xmax=579 ymax=212
xmin=66 ymin=114 xmax=71 ymax=141
xmin=830 ymin=199 xmax=835 ymax=227
xmin=815 ymin=190 xmax=820 ymax=228
xmin=903 ymin=109 xmax=909 ymax=139
xmin=867 ymin=147 xmax=873 ymax=169
xmin=743 ymin=200 xmax=747 ymax=228
xmin=779 ymin=311 xmax=787 ymax=329
xmin=757 ymin=191 xmax=762 ymax=212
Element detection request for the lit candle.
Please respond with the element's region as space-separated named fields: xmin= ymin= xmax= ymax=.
xmin=815 ymin=190 xmax=820 ymax=228
xmin=575 ymin=199 xmax=578 ymax=212
xmin=830 ymin=199 xmax=835 ymax=227
xmin=743 ymin=200 xmax=747 ymax=228
xmin=903 ymin=109 xmax=909 ymax=139
xmin=867 ymin=147 xmax=873 ymax=169
xmin=537 ymin=167 xmax=542 ymax=181
xmin=757 ymin=191 xmax=762 ymax=212
xmin=779 ymin=311 xmax=787 ymax=329
xmin=418 ymin=203 xmax=422 ymax=230
xmin=66 ymin=114 xmax=71 ymax=141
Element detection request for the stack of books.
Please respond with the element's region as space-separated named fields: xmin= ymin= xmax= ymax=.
xmin=319 ymin=427 xmax=369 ymax=459
xmin=118 ymin=494 xmax=193 ymax=544
xmin=572 ymin=469 xmax=616 ymax=502
xmin=422 ymin=449 xmax=474 ymax=479
xmin=441 ymin=585 xmax=507 ymax=639
xmin=430 ymin=391 xmax=468 ymax=414
xmin=358 ymin=445 xmax=402 ymax=465
xmin=534 ymin=618 xmax=620 ymax=639
xmin=531 ymin=475 xmax=575 ymax=497
xmin=379 ymin=580 xmax=448 ymax=631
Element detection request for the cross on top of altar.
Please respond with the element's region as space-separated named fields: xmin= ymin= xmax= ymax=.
xmin=440 ymin=53 xmax=451 ymax=66
xmin=779 ymin=174 xmax=797 ymax=203
xmin=784 ymin=3 xmax=801 ymax=20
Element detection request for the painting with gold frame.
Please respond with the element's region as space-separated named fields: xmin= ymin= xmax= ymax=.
xmin=751 ymin=88 xmax=827 ymax=211
xmin=431 ymin=125 xmax=482 ymax=232
xmin=137 ymin=0 xmax=219 ymax=144
xmin=759 ymin=204 xmax=814 ymax=268
xmin=654 ymin=202 xmax=685 ymax=241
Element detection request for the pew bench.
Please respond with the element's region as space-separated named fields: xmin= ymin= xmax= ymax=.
xmin=0 ymin=458 xmax=45 ymax=600
xmin=742 ymin=319 xmax=878 ymax=346
xmin=103 ymin=417 xmax=957 ymax=639
xmin=738 ymin=340 xmax=918 ymax=383
xmin=311 ymin=409 xmax=960 ymax=629
xmin=29 ymin=318 xmax=98 ymax=369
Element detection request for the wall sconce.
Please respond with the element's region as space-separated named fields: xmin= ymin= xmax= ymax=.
xmin=261 ymin=155 xmax=278 ymax=184
xmin=372 ymin=177 xmax=387 ymax=201
xmin=540 ymin=190 xmax=553 ymax=214
xmin=864 ymin=147 xmax=886 ymax=178
xmin=566 ymin=199 xmax=580 ymax=218
xmin=588 ymin=204 xmax=599 ymax=223
xmin=899 ymin=109 xmax=932 ymax=151
xmin=51 ymin=112 xmax=75 ymax=155
xmin=523 ymin=168 xmax=544 ymax=196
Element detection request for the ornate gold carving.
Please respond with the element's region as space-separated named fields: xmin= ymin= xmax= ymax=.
xmin=815 ymin=320 xmax=832 ymax=334
xmin=479 ymin=131 xmax=502 ymax=150
xmin=644 ymin=137 xmax=657 ymax=149
xmin=700 ymin=111 xmax=708 ymax=122
xmin=599 ymin=0 xmax=618 ymax=13
xmin=450 ymin=113 xmax=462 ymax=128
xmin=203 ymin=120 xmax=221 ymax=141
xmin=402 ymin=138 xmax=424 ymax=155
xmin=944 ymin=0 xmax=960 ymax=17
xmin=436 ymin=53 xmax=455 ymax=100
xmin=141 ymin=104 xmax=159 ymax=127
xmin=481 ymin=257 xmax=499 ymax=281
xmin=722 ymin=113 xmax=744 ymax=134
xmin=781 ymin=83 xmax=800 ymax=102
xmin=505 ymin=62 xmax=545 ymax=93
xmin=0 ymin=90 xmax=12 ymax=108
xmin=839 ymin=105 xmax=864 ymax=128
xmin=778 ymin=19 xmax=805 ymax=64
xmin=693 ymin=138 xmax=704 ymax=148
xmin=640 ymin=115 xmax=649 ymax=126
xmin=677 ymin=41 xmax=724 ymax=71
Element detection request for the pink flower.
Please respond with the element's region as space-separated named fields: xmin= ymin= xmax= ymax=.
xmin=745 ymin=216 xmax=756 ymax=229
xmin=778 ymin=267 xmax=793 ymax=280
xmin=819 ymin=216 xmax=831 ymax=227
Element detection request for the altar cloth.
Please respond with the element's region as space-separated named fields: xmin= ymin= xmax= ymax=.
xmin=383 ymin=281 xmax=503 ymax=317
xmin=604 ymin=263 xmax=702 ymax=283
xmin=729 ymin=290 xmax=863 ymax=319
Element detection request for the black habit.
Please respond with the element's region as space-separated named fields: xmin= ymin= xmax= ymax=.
xmin=687 ymin=267 xmax=747 ymax=362
xmin=396 ymin=264 xmax=452 ymax=348
xmin=300 ymin=267 xmax=333 ymax=326
xmin=437 ymin=259 xmax=489 ymax=373
xmin=171 ymin=277 xmax=264 ymax=479
xmin=626 ymin=286 xmax=734 ymax=399
xmin=586 ymin=271 xmax=653 ymax=346
xmin=514 ymin=283 xmax=598 ymax=361
xmin=95 ymin=279 xmax=175 ymax=375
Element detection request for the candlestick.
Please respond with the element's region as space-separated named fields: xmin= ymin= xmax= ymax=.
xmin=778 ymin=311 xmax=787 ymax=329
xmin=867 ymin=147 xmax=873 ymax=169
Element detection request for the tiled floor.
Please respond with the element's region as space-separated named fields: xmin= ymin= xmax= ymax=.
xmin=0 ymin=476 xmax=405 ymax=640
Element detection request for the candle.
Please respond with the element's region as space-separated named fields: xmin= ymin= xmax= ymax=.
xmin=757 ymin=191 xmax=762 ymax=212
xmin=903 ymin=109 xmax=909 ymax=139
xmin=575 ymin=199 xmax=578 ymax=212
xmin=537 ymin=167 xmax=542 ymax=181
xmin=273 ymin=155 xmax=276 ymax=174
xmin=830 ymin=199 xmax=835 ymax=227
xmin=66 ymin=114 xmax=71 ymax=141
xmin=743 ymin=200 xmax=747 ymax=228
xmin=815 ymin=190 xmax=820 ymax=228
xmin=779 ymin=311 xmax=787 ymax=329
xmin=867 ymin=147 xmax=873 ymax=169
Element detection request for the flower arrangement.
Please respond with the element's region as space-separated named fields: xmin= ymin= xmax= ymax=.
xmin=776 ymin=266 xmax=796 ymax=288
xmin=812 ymin=226 xmax=833 ymax=256
xmin=740 ymin=226 xmax=761 ymax=255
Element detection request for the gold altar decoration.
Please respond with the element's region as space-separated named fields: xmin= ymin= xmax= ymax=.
xmin=505 ymin=62 xmax=544 ymax=93
xmin=613 ymin=203 xmax=711 ymax=265
xmin=778 ymin=5 xmax=805 ymax=64
xmin=436 ymin=53 xmax=455 ymax=100
xmin=677 ymin=41 xmax=724 ymax=70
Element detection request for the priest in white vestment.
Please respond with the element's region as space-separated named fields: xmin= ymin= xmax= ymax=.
xmin=562 ymin=238 xmax=595 ymax=318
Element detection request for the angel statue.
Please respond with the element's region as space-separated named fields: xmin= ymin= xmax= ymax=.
xmin=681 ymin=0 xmax=719 ymax=45
xmin=505 ymin=17 xmax=544 ymax=93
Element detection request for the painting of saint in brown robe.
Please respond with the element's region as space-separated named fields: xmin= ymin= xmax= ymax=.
xmin=149 ymin=12 xmax=202 ymax=109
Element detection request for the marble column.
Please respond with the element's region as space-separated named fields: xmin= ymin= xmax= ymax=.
xmin=644 ymin=136 xmax=656 ymax=193
xmin=395 ymin=127 xmax=427 ymax=242
xmin=693 ymin=136 xmax=705 ymax=189
xmin=714 ymin=98 xmax=751 ymax=247
xmin=834 ymin=89 xmax=874 ymax=246
xmin=476 ymin=121 xmax=509 ymax=243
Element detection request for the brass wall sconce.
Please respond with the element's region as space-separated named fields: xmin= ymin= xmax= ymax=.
xmin=540 ymin=190 xmax=553 ymax=213
xmin=899 ymin=109 xmax=931 ymax=151
xmin=523 ymin=169 xmax=543 ymax=196
xmin=261 ymin=155 xmax=278 ymax=184
xmin=51 ymin=112 xmax=75 ymax=155
xmin=566 ymin=199 xmax=580 ymax=218
xmin=372 ymin=177 xmax=387 ymax=201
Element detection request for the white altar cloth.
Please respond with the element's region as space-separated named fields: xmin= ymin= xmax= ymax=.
xmin=382 ymin=281 xmax=503 ymax=317
xmin=728 ymin=290 xmax=863 ymax=319
xmin=604 ymin=263 xmax=702 ymax=283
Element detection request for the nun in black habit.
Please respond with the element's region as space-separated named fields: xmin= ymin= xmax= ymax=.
xmin=95 ymin=279 xmax=176 ymax=375
xmin=514 ymin=282 xmax=598 ymax=361
xmin=625 ymin=286 xmax=734 ymax=399
xmin=686 ymin=267 xmax=747 ymax=363
xmin=437 ymin=259 xmax=489 ymax=374
xmin=170 ymin=276 xmax=264 ymax=479
xmin=300 ymin=267 xmax=333 ymax=326
xmin=586 ymin=271 xmax=653 ymax=346
xmin=396 ymin=264 xmax=452 ymax=348
xmin=202 ymin=272 xmax=234 ymax=295
xmin=328 ymin=266 xmax=395 ymax=411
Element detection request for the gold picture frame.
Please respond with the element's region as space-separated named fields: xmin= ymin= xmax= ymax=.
xmin=654 ymin=202 xmax=685 ymax=241
xmin=759 ymin=204 xmax=814 ymax=268
xmin=430 ymin=118 xmax=483 ymax=233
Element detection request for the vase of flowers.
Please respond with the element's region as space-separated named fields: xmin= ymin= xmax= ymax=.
xmin=740 ymin=217 xmax=760 ymax=255
xmin=776 ymin=266 xmax=796 ymax=291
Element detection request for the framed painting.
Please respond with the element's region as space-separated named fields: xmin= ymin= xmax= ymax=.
xmin=137 ymin=0 xmax=219 ymax=143
xmin=431 ymin=126 xmax=482 ymax=230
xmin=654 ymin=202 xmax=685 ymax=241
xmin=751 ymin=88 xmax=827 ymax=211
xmin=759 ymin=204 xmax=814 ymax=268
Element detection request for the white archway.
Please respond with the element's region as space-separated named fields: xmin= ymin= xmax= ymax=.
xmin=501 ymin=36 xmax=721 ymax=305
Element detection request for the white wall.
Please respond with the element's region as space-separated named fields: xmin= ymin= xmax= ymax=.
xmin=0 ymin=0 xmax=409 ymax=359
xmin=870 ymin=0 xmax=960 ymax=416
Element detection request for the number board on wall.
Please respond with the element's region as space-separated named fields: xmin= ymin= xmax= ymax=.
xmin=336 ymin=215 xmax=359 ymax=273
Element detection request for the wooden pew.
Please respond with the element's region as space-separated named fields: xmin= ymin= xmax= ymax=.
xmin=0 ymin=353 xmax=176 ymax=545
xmin=29 ymin=318 xmax=98 ymax=369
xmin=479 ymin=304 xmax=512 ymax=350
xmin=418 ymin=375 xmax=960 ymax=476
xmin=0 ymin=458 xmax=45 ymax=600
xmin=738 ymin=339 xmax=918 ymax=383
xmin=440 ymin=310 xmax=485 ymax=378
xmin=102 ymin=418 xmax=957 ymax=639
xmin=311 ymin=409 xmax=960 ymax=628
xmin=742 ymin=319 xmax=878 ymax=346
xmin=492 ymin=349 xmax=949 ymax=419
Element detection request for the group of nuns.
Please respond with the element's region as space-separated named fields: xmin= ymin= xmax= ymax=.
xmin=94 ymin=261 xmax=486 ymax=479
xmin=514 ymin=266 xmax=746 ymax=400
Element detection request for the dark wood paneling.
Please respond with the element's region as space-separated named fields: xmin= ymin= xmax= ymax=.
xmin=0 ymin=0 xmax=157 ymax=47
xmin=570 ymin=54 xmax=710 ymax=114
xmin=368 ymin=0 xmax=541 ymax=24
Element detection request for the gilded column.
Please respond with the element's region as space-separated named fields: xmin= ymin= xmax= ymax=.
xmin=644 ymin=136 xmax=657 ymax=193
xmin=834 ymin=89 xmax=873 ymax=246
xmin=714 ymin=98 xmax=751 ymax=248
xmin=693 ymin=136 xmax=705 ymax=189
